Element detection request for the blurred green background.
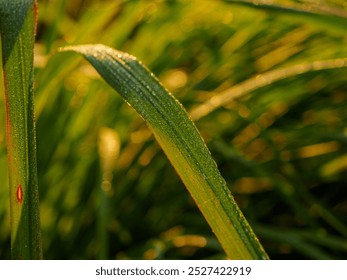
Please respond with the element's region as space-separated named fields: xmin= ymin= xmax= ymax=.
xmin=1 ymin=0 xmax=347 ymax=259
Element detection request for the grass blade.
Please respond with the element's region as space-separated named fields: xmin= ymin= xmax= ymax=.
xmin=223 ymin=0 xmax=347 ymax=18
xmin=0 ymin=0 xmax=42 ymax=259
xmin=190 ymin=58 xmax=347 ymax=120
xmin=223 ymin=0 xmax=347 ymax=34
xmin=60 ymin=44 xmax=269 ymax=259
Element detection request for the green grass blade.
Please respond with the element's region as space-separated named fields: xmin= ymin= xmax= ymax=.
xmin=0 ymin=0 xmax=42 ymax=259
xmin=254 ymin=225 xmax=334 ymax=259
xmin=60 ymin=44 xmax=268 ymax=259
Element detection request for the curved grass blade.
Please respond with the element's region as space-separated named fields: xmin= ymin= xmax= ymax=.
xmin=0 ymin=0 xmax=42 ymax=259
xmin=223 ymin=0 xmax=347 ymax=18
xmin=190 ymin=58 xmax=347 ymax=121
xmin=223 ymin=0 xmax=347 ymax=21
xmin=60 ymin=44 xmax=268 ymax=259
xmin=223 ymin=0 xmax=347 ymax=34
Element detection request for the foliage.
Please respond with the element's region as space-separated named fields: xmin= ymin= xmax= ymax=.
xmin=0 ymin=0 xmax=347 ymax=259
xmin=0 ymin=0 xmax=42 ymax=259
